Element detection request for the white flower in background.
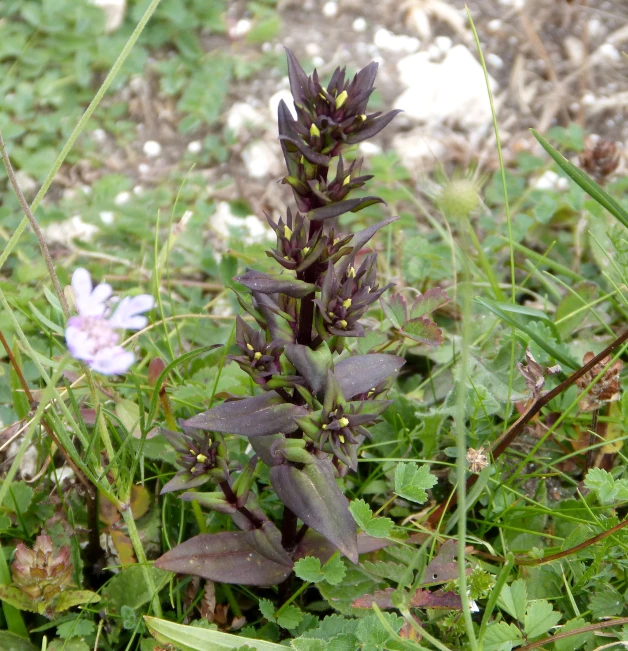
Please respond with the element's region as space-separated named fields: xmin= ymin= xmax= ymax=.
xmin=65 ymin=268 xmax=154 ymax=375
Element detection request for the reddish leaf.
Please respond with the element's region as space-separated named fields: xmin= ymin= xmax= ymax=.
xmin=334 ymin=354 xmax=405 ymax=399
xmin=154 ymin=532 xmax=293 ymax=587
xmin=409 ymin=288 xmax=451 ymax=319
xmin=270 ymin=458 xmax=358 ymax=563
xmin=184 ymin=392 xmax=308 ymax=437
xmin=401 ymin=317 xmax=443 ymax=345
xmin=352 ymin=587 xmax=462 ymax=610
xmin=294 ymin=530 xmax=391 ymax=564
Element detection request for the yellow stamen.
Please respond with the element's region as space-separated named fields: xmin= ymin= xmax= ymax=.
xmin=343 ymin=175 xmax=351 ymax=186
xmin=342 ymin=298 xmax=352 ymax=308
xmin=339 ymin=319 xmax=348 ymax=328
xmin=246 ymin=343 xmax=254 ymax=351
xmin=302 ymin=246 xmax=310 ymax=255
xmin=335 ymin=90 xmax=348 ymax=109
xmin=347 ymin=266 xmax=356 ymax=278
xmin=196 ymin=454 xmax=207 ymax=463
xmin=310 ymin=123 xmax=320 ymax=138
xmin=359 ymin=114 xmax=367 ymax=121
xmin=338 ymin=417 xmax=349 ymax=428
xmin=254 ymin=351 xmax=262 ymax=360
xmin=322 ymin=424 xmax=328 ymax=430
xmin=328 ymin=311 xmax=335 ymax=317
xmin=339 ymin=435 xmax=345 ymax=444
xmin=284 ymin=225 xmax=293 ymax=239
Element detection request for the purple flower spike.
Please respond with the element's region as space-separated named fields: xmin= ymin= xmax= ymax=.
xmin=64 ymin=268 xmax=154 ymax=376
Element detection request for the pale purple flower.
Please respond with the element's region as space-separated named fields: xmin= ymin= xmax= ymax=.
xmin=65 ymin=268 xmax=154 ymax=375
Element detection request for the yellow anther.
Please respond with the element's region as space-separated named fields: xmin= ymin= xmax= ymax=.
xmin=310 ymin=123 xmax=320 ymax=138
xmin=322 ymin=424 xmax=328 ymax=430
xmin=302 ymin=246 xmax=310 ymax=255
xmin=254 ymin=351 xmax=262 ymax=360
xmin=347 ymin=266 xmax=356 ymax=278
xmin=333 ymin=237 xmax=341 ymax=245
xmin=338 ymin=417 xmax=349 ymax=428
xmin=343 ymin=175 xmax=351 ymax=186
xmin=328 ymin=311 xmax=335 ymax=317
xmin=190 ymin=465 xmax=198 ymax=474
xmin=359 ymin=114 xmax=367 ymax=121
xmin=335 ymin=90 xmax=348 ymax=109
xmin=342 ymin=298 xmax=352 ymax=308
xmin=339 ymin=319 xmax=348 ymax=328
xmin=246 ymin=343 xmax=254 ymax=351
xmin=189 ymin=449 xmax=195 ymax=455
xmin=196 ymin=453 xmax=207 ymax=463
xmin=339 ymin=435 xmax=345 ymax=444
xmin=284 ymin=225 xmax=293 ymax=239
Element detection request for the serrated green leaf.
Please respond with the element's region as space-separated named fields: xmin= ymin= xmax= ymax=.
xmin=394 ymin=463 xmax=437 ymax=504
xmin=294 ymin=557 xmax=324 ymax=584
xmin=482 ymin=622 xmax=522 ymax=651
xmin=56 ymin=618 xmax=96 ymax=640
xmin=276 ymin=605 xmax=303 ymax=630
xmin=524 ymin=600 xmax=561 ymax=638
xmin=584 ymin=468 xmax=628 ymax=504
xmin=589 ymin=585 xmax=624 ymax=619
xmin=259 ymin=599 xmax=276 ymax=622
xmin=497 ymin=578 xmax=527 ymax=622
xmin=322 ymin=556 xmax=346 ymax=586
xmin=55 ymin=589 xmax=101 ymax=612
xmin=349 ymin=499 xmax=394 ymax=539
xmin=553 ymin=617 xmax=593 ymax=651
xmin=291 ymin=640 xmax=326 ymax=651
xmin=361 ymin=561 xmax=412 ymax=586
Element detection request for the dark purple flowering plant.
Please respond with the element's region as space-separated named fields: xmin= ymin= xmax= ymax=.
xmin=155 ymin=51 xmax=417 ymax=585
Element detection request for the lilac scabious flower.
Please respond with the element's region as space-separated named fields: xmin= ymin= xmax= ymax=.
xmin=65 ymin=268 xmax=154 ymax=375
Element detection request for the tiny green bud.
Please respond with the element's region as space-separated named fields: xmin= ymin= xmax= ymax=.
xmin=253 ymin=351 xmax=262 ymax=360
xmin=342 ymin=298 xmax=352 ymax=308
xmin=347 ymin=266 xmax=356 ymax=278
xmin=310 ymin=123 xmax=321 ymax=138
xmin=438 ymin=178 xmax=481 ymax=219
xmin=335 ymin=90 xmax=348 ymax=109
xmin=338 ymin=417 xmax=349 ymax=428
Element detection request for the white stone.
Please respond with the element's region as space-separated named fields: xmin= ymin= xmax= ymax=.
xmin=312 ymin=56 xmax=324 ymax=68
xmin=89 ymin=0 xmax=126 ymax=33
xmin=487 ymin=19 xmax=502 ymax=32
xmin=532 ymin=170 xmax=560 ymax=190
xmin=242 ymin=140 xmax=281 ymax=179
xmin=435 ymin=35 xmax=452 ymax=52
xmin=374 ymin=28 xmax=420 ymax=54
xmin=143 ymin=140 xmax=162 ymax=158
xmin=582 ymin=92 xmax=596 ymax=106
xmin=353 ymin=17 xmax=367 ymax=33
xmin=227 ymin=103 xmax=266 ymax=138
xmin=114 ymin=191 xmax=131 ymax=206
xmin=20 ymin=445 xmax=38 ymax=481
xmin=392 ymin=130 xmax=447 ymax=169
xmin=43 ymin=215 xmax=99 ymax=245
xmin=588 ymin=18 xmax=603 ymax=38
xmin=395 ymin=45 xmax=497 ymax=130
xmin=305 ymin=43 xmax=321 ymax=56
xmin=138 ymin=163 xmax=150 ymax=175
xmin=269 ymin=89 xmax=297 ymax=120
xmin=92 ymin=128 xmax=107 ymax=143
xmin=187 ymin=140 xmax=202 ymax=153
xmin=210 ymin=202 xmax=274 ymax=245
xmin=14 ymin=171 xmax=37 ymax=199
xmin=322 ymin=1 xmax=338 ymax=17
xmin=231 ymin=19 xmax=252 ymax=38
xmin=99 ymin=211 xmax=115 ymax=225
xmin=358 ymin=141 xmax=383 ymax=156
xmin=486 ymin=53 xmax=504 ymax=69
xmin=598 ymin=43 xmax=620 ymax=63
xmin=133 ymin=185 xmax=143 ymax=195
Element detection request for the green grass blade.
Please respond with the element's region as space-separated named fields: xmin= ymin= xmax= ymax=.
xmin=531 ymin=129 xmax=628 ymax=229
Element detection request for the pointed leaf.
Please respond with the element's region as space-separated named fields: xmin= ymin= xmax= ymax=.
xmin=409 ymin=288 xmax=451 ymax=319
xmin=394 ymin=463 xmax=437 ymax=504
xmin=335 ymin=354 xmax=405 ymax=399
xmin=349 ymin=499 xmax=393 ymax=538
xmin=0 ymin=586 xmax=39 ymax=613
xmin=285 ymin=48 xmax=310 ymax=107
xmin=401 ymin=317 xmax=443 ymax=345
xmin=498 ymin=578 xmax=527 ymax=622
xmin=145 ymin=616 xmax=286 ymax=651
xmin=524 ymin=600 xmax=561 ymax=638
xmin=309 ymin=197 xmax=384 ymax=222
xmin=336 ymin=216 xmax=399 ymax=277
xmin=345 ymin=110 xmax=403 ymax=144
xmin=278 ymin=136 xmax=331 ymax=165
xmin=284 ymin=342 xmax=333 ymax=395
xmin=245 ymin=521 xmax=294 ymax=567
xmin=154 ymin=532 xmax=293 ymax=586
xmin=184 ymin=392 xmax=308 ymax=436
xmin=270 ymin=458 xmax=358 ymax=563
xmin=483 ymin=622 xmax=523 ymax=651
xmin=294 ymin=530 xmax=391 ymax=564
xmin=235 ymin=270 xmax=316 ymax=298
xmin=380 ymin=294 xmax=407 ymax=330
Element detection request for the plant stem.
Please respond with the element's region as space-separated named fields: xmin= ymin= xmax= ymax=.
xmin=120 ymin=506 xmax=163 ymax=617
xmin=85 ymin=371 xmax=118 ymax=482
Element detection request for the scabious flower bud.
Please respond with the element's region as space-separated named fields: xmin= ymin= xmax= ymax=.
xmin=12 ymin=535 xmax=72 ymax=601
xmin=437 ymin=178 xmax=481 ymax=220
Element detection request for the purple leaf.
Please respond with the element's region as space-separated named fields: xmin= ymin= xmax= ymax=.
xmin=336 ymin=217 xmax=399 ymax=277
xmin=380 ymin=294 xmax=408 ymax=330
xmin=284 ymin=342 xmax=333 ymax=395
xmin=401 ymin=317 xmax=443 ymax=345
xmin=294 ymin=530 xmax=391 ymax=564
xmin=409 ymin=288 xmax=451 ymax=319
xmin=249 ymin=433 xmax=286 ymax=467
xmin=183 ymin=392 xmax=308 ymax=436
xmin=285 ymin=48 xmax=309 ymax=107
xmin=335 ymin=354 xmax=405 ymax=399
xmin=270 ymin=458 xmax=358 ymax=563
xmin=154 ymin=532 xmax=293 ymax=586
xmin=235 ymin=270 xmax=316 ymax=299
xmin=278 ymin=136 xmax=331 ymax=166
xmin=345 ymin=110 xmax=403 ymax=144
xmin=245 ymin=521 xmax=294 ymax=567
xmin=308 ymin=197 xmax=384 ymax=222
